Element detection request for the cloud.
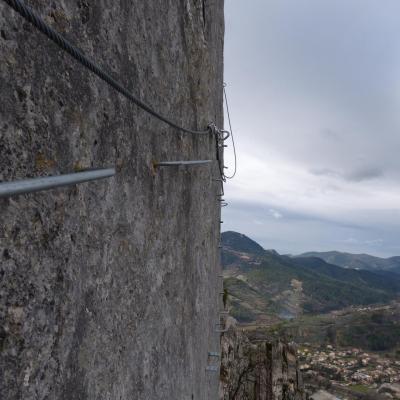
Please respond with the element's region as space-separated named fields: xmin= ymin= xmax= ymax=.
xmin=224 ymin=0 xmax=400 ymax=256
xmin=309 ymin=168 xmax=339 ymax=178
xmin=320 ymin=128 xmax=341 ymax=141
xmin=339 ymin=237 xmax=384 ymax=247
xmin=365 ymin=239 xmax=384 ymax=246
xmin=269 ymin=209 xmax=283 ymax=219
xmin=309 ymin=166 xmax=384 ymax=182
xmin=222 ymin=202 xmax=399 ymax=257
xmin=344 ymin=166 xmax=384 ymax=182
xmin=343 ymin=237 xmax=359 ymax=244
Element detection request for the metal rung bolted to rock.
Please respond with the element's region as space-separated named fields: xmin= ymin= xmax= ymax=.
xmin=0 ymin=168 xmax=115 ymax=198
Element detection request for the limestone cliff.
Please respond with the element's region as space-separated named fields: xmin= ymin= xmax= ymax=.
xmin=220 ymin=322 xmax=305 ymax=400
xmin=0 ymin=1 xmax=224 ymax=399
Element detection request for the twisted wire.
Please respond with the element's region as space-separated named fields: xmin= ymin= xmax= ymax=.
xmin=2 ymin=0 xmax=211 ymax=135
xmin=222 ymin=83 xmax=237 ymax=179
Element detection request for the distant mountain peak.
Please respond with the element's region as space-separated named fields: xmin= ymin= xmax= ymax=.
xmin=221 ymin=231 xmax=400 ymax=324
xmin=266 ymin=249 xmax=280 ymax=256
xmin=221 ymin=231 xmax=265 ymax=255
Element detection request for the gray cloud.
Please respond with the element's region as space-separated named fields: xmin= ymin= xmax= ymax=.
xmin=309 ymin=168 xmax=339 ymax=178
xmin=225 ymin=0 xmax=400 ymax=172
xmin=224 ymin=0 xmax=400 ymax=256
xmin=344 ymin=166 xmax=384 ymax=182
xmin=269 ymin=209 xmax=283 ymax=219
xmin=320 ymin=128 xmax=341 ymax=141
xmin=309 ymin=166 xmax=384 ymax=182
xmin=222 ymin=201 xmax=400 ymax=257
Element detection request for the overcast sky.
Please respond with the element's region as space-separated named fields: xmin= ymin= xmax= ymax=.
xmin=222 ymin=0 xmax=400 ymax=257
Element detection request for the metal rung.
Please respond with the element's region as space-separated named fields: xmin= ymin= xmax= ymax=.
xmin=205 ymin=365 xmax=219 ymax=372
xmin=155 ymin=160 xmax=212 ymax=167
xmin=0 ymin=168 xmax=115 ymax=198
xmin=219 ymin=311 xmax=229 ymax=315
xmin=215 ymin=329 xmax=227 ymax=333
xmin=208 ymin=352 xmax=220 ymax=358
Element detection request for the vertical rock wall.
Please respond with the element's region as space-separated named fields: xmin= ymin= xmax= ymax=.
xmin=0 ymin=1 xmax=224 ymax=399
xmin=220 ymin=326 xmax=305 ymax=400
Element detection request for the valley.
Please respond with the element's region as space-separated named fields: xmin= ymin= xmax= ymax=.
xmin=221 ymin=231 xmax=400 ymax=399
xmin=222 ymin=231 xmax=400 ymax=325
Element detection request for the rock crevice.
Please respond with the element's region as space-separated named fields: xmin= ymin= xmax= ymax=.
xmin=220 ymin=325 xmax=305 ymax=400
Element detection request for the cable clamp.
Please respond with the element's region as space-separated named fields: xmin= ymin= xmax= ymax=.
xmin=208 ymin=123 xmax=218 ymax=136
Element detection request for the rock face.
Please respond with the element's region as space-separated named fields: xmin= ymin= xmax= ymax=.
xmin=309 ymin=390 xmax=340 ymax=400
xmin=378 ymin=383 xmax=400 ymax=399
xmin=220 ymin=326 xmax=305 ymax=400
xmin=0 ymin=1 xmax=224 ymax=399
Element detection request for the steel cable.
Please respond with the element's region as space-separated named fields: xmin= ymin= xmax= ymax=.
xmin=222 ymin=83 xmax=237 ymax=179
xmin=2 ymin=0 xmax=211 ymax=135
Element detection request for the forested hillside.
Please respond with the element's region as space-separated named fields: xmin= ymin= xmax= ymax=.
xmin=222 ymin=232 xmax=400 ymax=323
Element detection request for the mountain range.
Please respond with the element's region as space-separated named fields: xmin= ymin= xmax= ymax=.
xmin=221 ymin=231 xmax=400 ymax=324
xmin=298 ymin=251 xmax=400 ymax=274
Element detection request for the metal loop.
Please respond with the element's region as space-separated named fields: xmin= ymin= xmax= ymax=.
xmin=219 ymin=130 xmax=230 ymax=141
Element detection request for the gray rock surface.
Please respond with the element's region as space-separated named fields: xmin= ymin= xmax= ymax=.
xmin=219 ymin=326 xmax=305 ymax=400
xmin=309 ymin=390 xmax=340 ymax=400
xmin=378 ymin=383 xmax=400 ymax=399
xmin=0 ymin=1 xmax=224 ymax=399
